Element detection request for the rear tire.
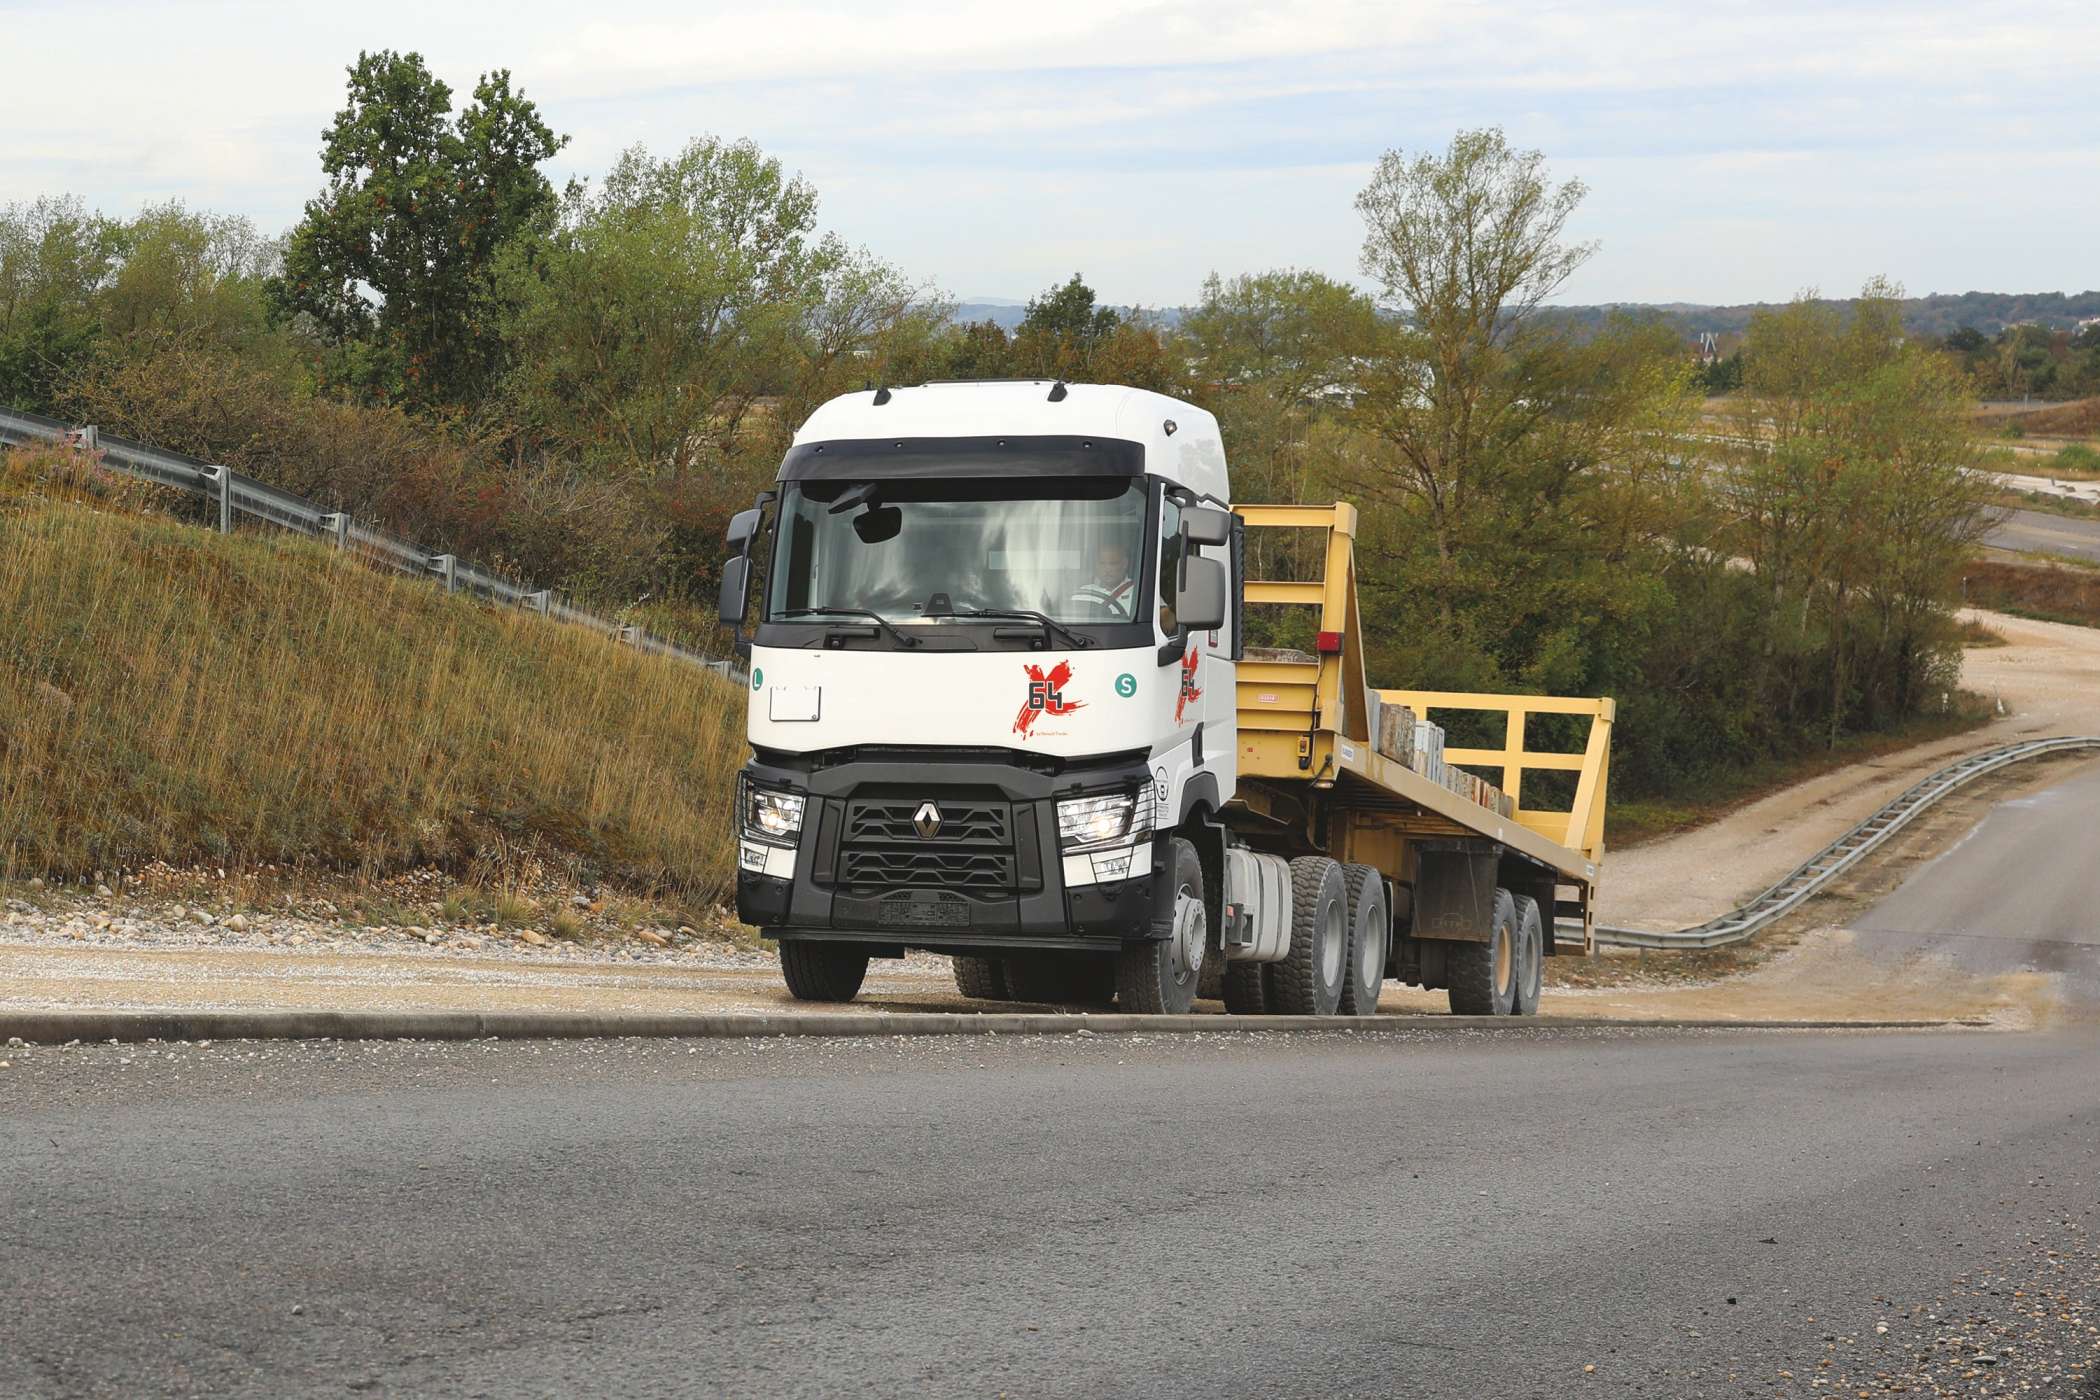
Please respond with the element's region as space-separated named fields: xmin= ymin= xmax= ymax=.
xmin=953 ymin=955 xmax=1009 ymax=1001
xmin=779 ymin=941 xmax=870 ymax=1003
xmin=1221 ymin=960 xmax=1268 ymax=1014
xmin=1338 ymin=863 xmax=1388 ymax=1017
xmin=1446 ymin=888 xmax=1517 ymax=1016
xmin=1117 ymin=837 xmax=1205 ymax=1015
xmin=1270 ymin=856 xmax=1347 ymax=1016
xmin=1511 ymin=895 xmax=1544 ymax=1016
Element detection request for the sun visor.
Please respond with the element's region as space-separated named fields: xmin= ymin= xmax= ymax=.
xmin=779 ymin=435 xmax=1146 ymax=481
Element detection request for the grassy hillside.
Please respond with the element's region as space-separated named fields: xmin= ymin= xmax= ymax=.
xmin=0 ymin=446 xmax=745 ymax=904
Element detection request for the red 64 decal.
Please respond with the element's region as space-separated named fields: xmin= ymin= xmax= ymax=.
xmin=1013 ymin=660 xmax=1084 ymax=738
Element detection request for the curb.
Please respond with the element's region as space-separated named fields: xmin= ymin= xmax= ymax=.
xmin=0 ymin=1009 xmax=1984 ymax=1046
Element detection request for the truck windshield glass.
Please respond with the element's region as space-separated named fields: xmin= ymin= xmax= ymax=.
xmin=768 ymin=477 xmax=1149 ymax=625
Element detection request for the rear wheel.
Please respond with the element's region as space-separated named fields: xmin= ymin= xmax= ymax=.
xmin=1221 ymin=960 xmax=1268 ymax=1014
xmin=1446 ymin=888 xmax=1517 ymax=1016
xmin=1338 ymin=863 xmax=1388 ymax=1017
xmin=1511 ymin=895 xmax=1544 ymax=1016
xmin=1117 ymin=837 xmax=1205 ymax=1014
xmin=1270 ymin=856 xmax=1347 ymax=1016
xmin=952 ymin=955 xmax=1009 ymax=1001
xmin=779 ymin=941 xmax=870 ymax=1003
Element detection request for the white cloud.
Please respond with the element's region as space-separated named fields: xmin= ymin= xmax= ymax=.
xmin=2 ymin=0 xmax=2094 ymax=304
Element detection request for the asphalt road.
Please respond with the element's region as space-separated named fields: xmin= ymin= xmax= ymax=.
xmin=3 ymin=1022 xmax=2096 ymax=1398
xmin=1985 ymin=505 xmax=2100 ymax=563
xmin=1851 ymin=758 xmax=2100 ymax=1000
xmin=8 ymin=765 xmax=2100 ymax=1398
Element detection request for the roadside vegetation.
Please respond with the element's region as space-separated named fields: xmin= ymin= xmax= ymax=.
xmin=0 ymin=49 xmax=2001 ymax=854
xmin=1961 ymin=557 xmax=2100 ymax=630
xmin=0 ymin=445 xmax=743 ymax=906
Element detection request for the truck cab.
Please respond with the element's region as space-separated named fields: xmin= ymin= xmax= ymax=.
xmin=722 ymin=381 xmax=1614 ymax=1018
xmin=721 ymin=381 xmax=1239 ymax=1009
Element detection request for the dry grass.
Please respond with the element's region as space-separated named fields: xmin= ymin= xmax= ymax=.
xmin=0 ymin=448 xmax=747 ymax=907
xmin=1963 ymin=557 xmax=2100 ymax=629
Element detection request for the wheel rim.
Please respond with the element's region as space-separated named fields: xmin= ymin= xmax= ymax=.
xmin=1358 ymin=910 xmax=1385 ymax=993
xmin=1320 ymin=896 xmax=1344 ymax=988
xmin=1173 ymin=887 xmax=1206 ymax=988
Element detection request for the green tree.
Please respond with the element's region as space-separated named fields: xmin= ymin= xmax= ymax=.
xmin=1183 ymin=268 xmax=1379 ymax=405
xmin=269 ymin=51 xmax=565 ymax=411
xmin=0 ymin=196 xmax=117 ymax=411
xmin=1012 ymin=273 xmax=1121 ymax=376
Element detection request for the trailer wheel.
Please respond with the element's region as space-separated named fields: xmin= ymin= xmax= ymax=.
xmin=1445 ymin=888 xmax=1517 ymax=1016
xmin=1116 ymin=837 xmax=1205 ymax=1014
xmin=779 ymin=941 xmax=870 ymax=1003
xmin=1221 ymin=961 xmax=1267 ymax=1015
xmin=1511 ymin=895 xmax=1544 ymax=1016
xmin=1338 ymin=864 xmax=1388 ymax=1017
xmin=1271 ymin=856 xmax=1347 ymax=1016
xmin=953 ymin=955 xmax=1009 ymax=1001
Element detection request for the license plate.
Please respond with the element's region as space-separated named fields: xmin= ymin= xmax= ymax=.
xmin=879 ymin=901 xmax=968 ymax=929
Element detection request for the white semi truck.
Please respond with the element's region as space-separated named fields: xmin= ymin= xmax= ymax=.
xmin=718 ymin=381 xmax=1614 ymax=1016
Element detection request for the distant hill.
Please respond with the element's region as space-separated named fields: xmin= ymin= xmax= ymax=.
xmin=956 ymin=291 xmax=2098 ymax=340
xmin=1530 ymin=291 xmax=2100 ymax=339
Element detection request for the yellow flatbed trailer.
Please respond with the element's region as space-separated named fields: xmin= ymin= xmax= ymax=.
xmin=1230 ymin=503 xmax=1613 ymax=977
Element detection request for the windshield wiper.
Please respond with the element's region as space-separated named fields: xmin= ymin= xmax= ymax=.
xmin=951 ymin=607 xmax=1094 ymax=649
xmin=779 ymin=606 xmax=920 ymax=648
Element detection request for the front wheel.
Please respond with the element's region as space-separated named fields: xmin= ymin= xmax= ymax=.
xmin=953 ymin=955 xmax=1009 ymax=1001
xmin=1116 ymin=837 xmax=1205 ymax=1014
xmin=779 ymin=941 xmax=870 ymax=1003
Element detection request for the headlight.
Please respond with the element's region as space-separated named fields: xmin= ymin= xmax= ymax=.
xmin=1057 ymin=792 xmax=1151 ymax=851
xmin=742 ymin=780 xmax=805 ymax=843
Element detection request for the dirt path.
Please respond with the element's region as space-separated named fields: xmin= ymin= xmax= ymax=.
xmin=1598 ymin=607 xmax=2100 ymax=931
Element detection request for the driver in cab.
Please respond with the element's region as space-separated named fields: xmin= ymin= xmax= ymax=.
xmin=1070 ymin=540 xmax=1135 ymax=619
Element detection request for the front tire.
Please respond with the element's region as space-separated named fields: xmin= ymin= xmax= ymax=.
xmin=1446 ymin=888 xmax=1518 ymax=1016
xmin=779 ymin=941 xmax=870 ymax=1003
xmin=1221 ymin=961 xmax=1268 ymax=1014
xmin=1270 ymin=856 xmax=1347 ymax=1016
xmin=1117 ymin=836 xmax=1206 ymax=1014
xmin=1511 ymin=895 xmax=1544 ymax=1016
xmin=1338 ymin=863 xmax=1388 ymax=1017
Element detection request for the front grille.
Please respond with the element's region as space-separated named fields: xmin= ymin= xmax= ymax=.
xmin=842 ymin=848 xmax=1015 ymax=894
xmin=846 ymin=800 xmax=1008 ymax=845
xmin=834 ymin=789 xmax=1028 ymax=897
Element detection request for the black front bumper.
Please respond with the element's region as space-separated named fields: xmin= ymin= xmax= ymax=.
xmin=735 ymin=748 xmax=1162 ymax=953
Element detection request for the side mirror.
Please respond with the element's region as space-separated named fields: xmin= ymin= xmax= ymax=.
xmin=1175 ymin=556 xmax=1228 ymax=631
xmin=1181 ymin=506 xmax=1231 ymax=548
xmin=726 ymin=508 xmax=761 ymax=549
xmin=718 ymin=555 xmax=752 ymax=626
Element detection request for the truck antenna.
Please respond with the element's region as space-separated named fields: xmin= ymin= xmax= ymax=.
xmin=1047 ymin=380 xmax=1068 ymax=402
xmin=873 ymin=385 xmax=893 ymax=405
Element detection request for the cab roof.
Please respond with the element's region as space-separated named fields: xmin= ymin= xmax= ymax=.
xmin=786 ymin=381 xmax=1229 ymax=503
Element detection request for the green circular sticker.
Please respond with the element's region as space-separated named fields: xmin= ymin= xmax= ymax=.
xmin=751 ymin=667 xmax=763 ymax=691
xmin=1114 ymin=673 xmax=1137 ymax=698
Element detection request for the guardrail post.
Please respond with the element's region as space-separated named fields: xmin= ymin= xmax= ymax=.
xmin=320 ymin=513 xmax=351 ymax=550
xmin=209 ymin=465 xmax=232 ymax=534
xmin=524 ymin=590 xmax=550 ymax=614
xmin=433 ymin=554 xmax=458 ymax=594
xmin=617 ymin=625 xmax=640 ymax=647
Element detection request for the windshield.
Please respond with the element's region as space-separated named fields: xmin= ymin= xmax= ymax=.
xmin=767 ymin=477 xmax=1149 ymax=625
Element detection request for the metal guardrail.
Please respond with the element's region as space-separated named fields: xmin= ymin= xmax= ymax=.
xmin=0 ymin=406 xmax=741 ymax=682
xmin=1589 ymin=736 xmax=2100 ymax=949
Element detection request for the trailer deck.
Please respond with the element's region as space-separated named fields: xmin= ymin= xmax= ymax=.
xmin=1232 ymin=503 xmax=1614 ymax=947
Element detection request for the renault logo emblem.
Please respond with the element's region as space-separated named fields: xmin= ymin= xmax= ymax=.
xmin=913 ymin=801 xmax=942 ymax=838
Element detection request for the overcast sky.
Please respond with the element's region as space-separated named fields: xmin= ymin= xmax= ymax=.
xmin=5 ymin=0 xmax=2095 ymax=309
